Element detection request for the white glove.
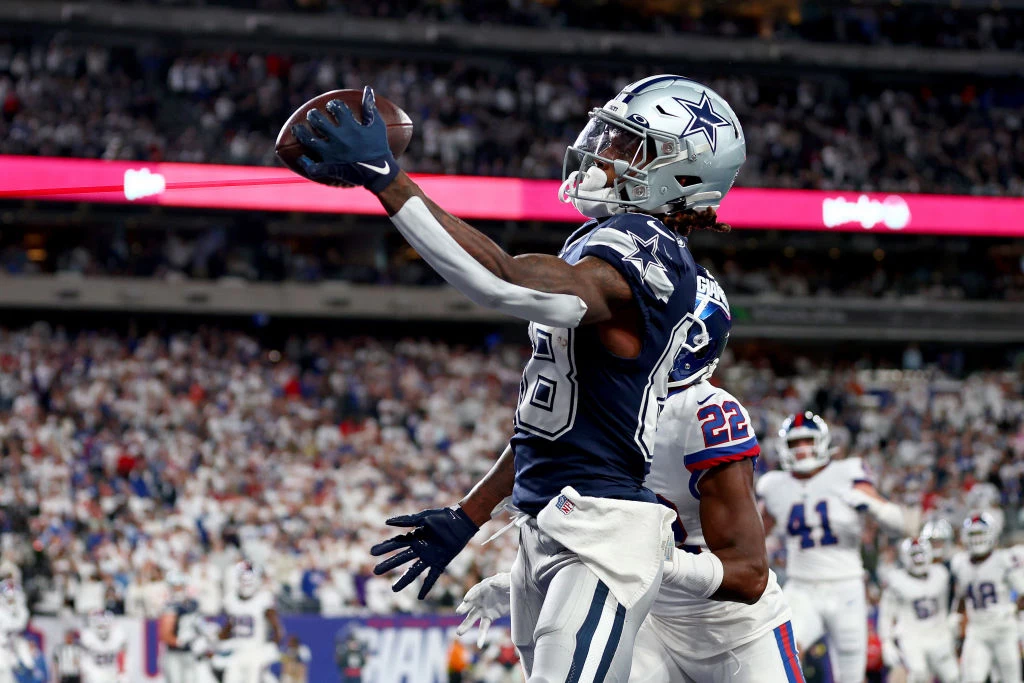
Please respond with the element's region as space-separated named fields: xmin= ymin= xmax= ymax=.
xmin=455 ymin=572 xmax=512 ymax=648
xmin=881 ymin=639 xmax=901 ymax=668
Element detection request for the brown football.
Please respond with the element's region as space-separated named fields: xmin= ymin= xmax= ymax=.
xmin=275 ymin=89 xmax=414 ymax=187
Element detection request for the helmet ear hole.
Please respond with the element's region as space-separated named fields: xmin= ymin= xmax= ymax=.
xmin=676 ymin=175 xmax=702 ymax=187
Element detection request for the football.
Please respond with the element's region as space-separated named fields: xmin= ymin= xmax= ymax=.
xmin=275 ymin=89 xmax=414 ymax=186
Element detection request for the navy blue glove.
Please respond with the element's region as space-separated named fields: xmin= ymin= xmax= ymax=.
xmin=370 ymin=506 xmax=480 ymax=600
xmin=292 ymin=86 xmax=400 ymax=193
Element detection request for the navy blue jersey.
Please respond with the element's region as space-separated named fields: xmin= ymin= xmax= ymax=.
xmin=511 ymin=213 xmax=699 ymax=515
xmin=167 ymin=598 xmax=200 ymax=651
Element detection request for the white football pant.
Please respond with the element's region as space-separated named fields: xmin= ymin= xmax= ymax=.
xmin=784 ymin=577 xmax=867 ymax=683
xmin=631 ymin=617 xmax=805 ymax=682
xmin=961 ymin=625 xmax=1022 ymax=683
xmin=510 ymin=519 xmax=661 ymax=682
xmin=163 ymin=650 xmax=197 ymax=683
xmin=892 ymin=631 xmax=958 ymax=683
xmin=223 ymin=643 xmax=279 ymax=683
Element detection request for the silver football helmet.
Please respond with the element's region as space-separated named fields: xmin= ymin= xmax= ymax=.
xmin=919 ymin=517 xmax=955 ymax=561
xmin=560 ymin=75 xmax=746 ymax=218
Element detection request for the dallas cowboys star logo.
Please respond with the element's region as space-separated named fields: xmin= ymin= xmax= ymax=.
xmin=622 ymin=232 xmax=666 ymax=279
xmin=674 ymin=92 xmax=731 ymax=153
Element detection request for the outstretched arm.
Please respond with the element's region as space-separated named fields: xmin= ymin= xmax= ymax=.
xmin=291 ymin=87 xmax=632 ymax=328
xmin=845 ymin=482 xmax=920 ymax=536
xmin=378 ymin=172 xmax=632 ymax=326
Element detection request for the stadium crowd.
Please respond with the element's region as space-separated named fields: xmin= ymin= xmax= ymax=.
xmin=0 ymin=323 xmax=1021 ymax=618
xmin=106 ymin=0 xmax=1024 ymax=52
xmin=3 ymin=227 xmax=1023 ymax=302
xmin=1 ymin=38 xmax=1023 ymax=195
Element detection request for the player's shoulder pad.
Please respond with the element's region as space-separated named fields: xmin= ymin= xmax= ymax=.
xmin=838 ymin=457 xmax=875 ymax=486
xmin=577 ymin=213 xmax=690 ymax=304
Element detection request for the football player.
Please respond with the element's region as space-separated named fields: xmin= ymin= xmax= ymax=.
xmin=322 ymin=76 xmax=748 ymax=680
xmin=919 ymin=517 xmax=956 ymax=564
xmin=0 ymin=579 xmax=29 ymax=683
xmin=218 ymin=562 xmax=282 ymax=683
xmin=159 ymin=571 xmax=202 ymax=683
xmin=79 ymin=610 xmax=125 ymax=683
xmin=951 ymin=512 xmax=1024 ymax=683
xmin=457 ymin=272 xmax=804 ymax=682
xmin=878 ymin=538 xmax=958 ymax=683
xmin=757 ymin=413 xmax=919 ymax=683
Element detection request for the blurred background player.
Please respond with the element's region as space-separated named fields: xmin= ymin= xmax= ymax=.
xmin=877 ymin=538 xmax=957 ymax=683
xmin=458 ymin=271 xmax=803 ymax=682
xmin=0 ymin=579 xmax=29 ymax=683
xmin=964 ymin=482 xmax=1005 ymax=537
xmin=159 ymin=571 xmax=202 ymax=683
xmin=335 ymin=633 xmax=367 ymax=683
xmin=78 ymin=611 xmax=125 ymax=683
xmin=920 ymin=518 xmax=957 ymax=566
xmin=219 ymin=562 xmax=283 ymax=683
xmin=757 ymin=412 xmax=920 ymax=683
xmin=52 ymin=631 xmax=82 ymax=683
xmin=359 ymin=75 xmax=746 ymax=681
xmin=279 ymin=636 xmax=310 ymax=683
xmin=952 ymin=512 xmax=1024 ymax=683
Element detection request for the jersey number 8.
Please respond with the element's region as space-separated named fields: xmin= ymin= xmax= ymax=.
xmin=515 ymin=324 xmax=579 ymax=439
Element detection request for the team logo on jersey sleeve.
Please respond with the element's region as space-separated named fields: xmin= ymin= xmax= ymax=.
xmin=622 ymin=232 xmax=666 ymax=279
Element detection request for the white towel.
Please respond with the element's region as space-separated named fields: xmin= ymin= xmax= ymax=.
xmin=537 ymin=486 xmax=675 ymax=609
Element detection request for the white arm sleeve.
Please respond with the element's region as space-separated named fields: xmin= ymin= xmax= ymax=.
xmin=390 ymin=197 xmax=588 ymax=328
xmin=663 ymin=548 xmax=724 ymax=599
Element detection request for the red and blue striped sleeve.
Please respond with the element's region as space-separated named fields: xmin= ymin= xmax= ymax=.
xmin=683 ymin=436 xmax=760 ymax=473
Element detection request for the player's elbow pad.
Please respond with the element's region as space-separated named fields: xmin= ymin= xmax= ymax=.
xmin=663 ymin=548 xmax=724 ymax=599
xmin=390 ymin=197 xmax=588 ymax=328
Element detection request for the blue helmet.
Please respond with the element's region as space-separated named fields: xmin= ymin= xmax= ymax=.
xmin=667 ymin=267 xmax=731 ymax=390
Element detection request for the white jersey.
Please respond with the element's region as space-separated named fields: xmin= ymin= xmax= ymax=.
xmin=951 ymin=549 xmax=1024 ymax=627
xmin=880 ymin=565 xmax=951 ymax=638
xmin=80 ymin=628 xmax=126 ymax=682
xmin=757 ymin=458 xmax=873 ymax=581
xmin=647 ymin=381 xmax=791 ymax=656
xmin=224 ymin=590 xmax=275 ymax=646
xmin=0 ymin=600 xmax=28 ymax=644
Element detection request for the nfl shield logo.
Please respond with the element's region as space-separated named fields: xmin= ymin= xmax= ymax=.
xmin=556 ymin=495 xmax=575 ymax=515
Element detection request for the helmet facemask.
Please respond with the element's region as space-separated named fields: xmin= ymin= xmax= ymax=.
xmin=963 ymin=516 xmax=996 ymax=557
xmin=560 ymin=109 xmax=685 ymax=218
xmin=777 ymin=413 xmax=833 ymax=474
xmin=900 ymin=538 xmax=933 ymax=577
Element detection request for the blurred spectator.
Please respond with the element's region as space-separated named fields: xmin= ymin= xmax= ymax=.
xmin=1 ymin=37 xmax=1023 ymax=195
xmin=101 ymin=0 xmax=1024 ymax=52
xmin=0 ymin=321 xmax=1017 ymax=619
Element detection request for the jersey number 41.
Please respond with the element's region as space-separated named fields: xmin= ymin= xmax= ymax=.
xmin=787 ymin=501 xmax=839 ymax=549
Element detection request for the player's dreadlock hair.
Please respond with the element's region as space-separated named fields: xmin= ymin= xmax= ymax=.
xmin=662 ymin=208 xmax=732 ymax=238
